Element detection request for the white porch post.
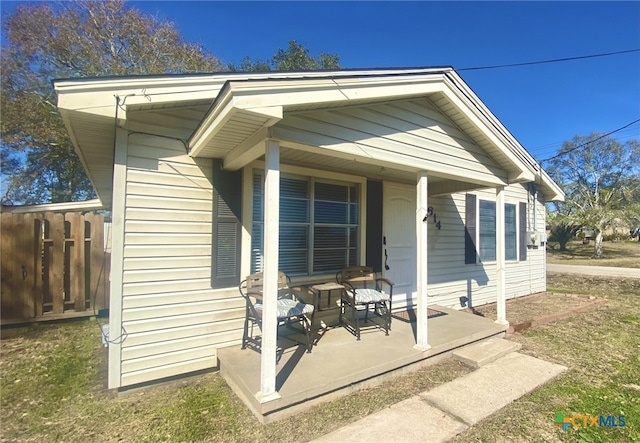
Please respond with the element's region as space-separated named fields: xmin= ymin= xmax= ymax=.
xmin=414 ymin=171 xmax=431 ymax=351
xmin=495 ymin=186 xmax=508 ymax=326
xmin=257 ymin=139 xmax=281 ymax=402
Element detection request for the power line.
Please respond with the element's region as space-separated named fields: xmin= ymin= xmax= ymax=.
xmin=531 ymin=126 xmax=640 ymax=158
xmin=541 ymin=119 xmax=640 ymax=163
xmin=458 ymin=48 xmax=640 ymax=72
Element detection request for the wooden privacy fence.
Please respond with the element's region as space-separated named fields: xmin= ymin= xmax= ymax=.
xmin=1 ymin=211 xmax=109 ymax=322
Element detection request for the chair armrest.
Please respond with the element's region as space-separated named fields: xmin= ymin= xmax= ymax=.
xmin=245 ymin=288 xmax=264 ymax=303
xmin=375 ymin=278 xmax=394 ymax=298
xmin=376 ymin=277 xmax=394 ymax=287
xmin=339 ymin=280 xmax=357 ymax=301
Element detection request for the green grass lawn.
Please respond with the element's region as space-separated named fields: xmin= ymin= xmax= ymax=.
xmin=452 ymin=274 xmax=640 ymax=443
xmin=0 ymin=319 xmax=471 ymax=442
xmin=1 ymin=273 xmax=638 ymax=442
xmin=547 ymin=239 xmax=640 ymax=268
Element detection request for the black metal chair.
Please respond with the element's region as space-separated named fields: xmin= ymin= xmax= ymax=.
xmin=337 ymin=266 xmax=394 ymax=340
xmin=239 ymin=271 xmax=316 ymax=353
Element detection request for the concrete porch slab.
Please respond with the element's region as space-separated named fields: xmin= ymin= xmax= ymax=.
xmin=452 ymin=337 xmax=522 ymax=368
xmin=423 ymin=352 xmax=567 ymax=425
xmin=218 ymin=305 xmax=508 ymax=421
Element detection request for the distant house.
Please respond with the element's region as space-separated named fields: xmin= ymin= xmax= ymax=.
xmin=54 ymin=68 xmax=563 ymax=397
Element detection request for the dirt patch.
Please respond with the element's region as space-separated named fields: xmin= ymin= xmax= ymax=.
xmin=465 ymin=292 xmax=605 ymax=333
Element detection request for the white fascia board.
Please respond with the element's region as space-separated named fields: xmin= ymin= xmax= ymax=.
xmin=52 ymin=68 xmax=450 ymax=111
xmin=446 ymin=72 xmax=538 ymax=167
xmin=54 ymin=77 xmax=224 ymax=116
xmin=53 ymin=68 xmax=448 ymax=95
xmin=228 ymin=75 xmax=446 ymax=108
xmin=539 ymin=168 xmax=565 ymax=202
xmin=188 ymin=95 xmax=236 ymax=156
xmin=54 ymin=75 xmax=226 ymax=98
xmin=444 ymin=72 xmax=564 ymax=200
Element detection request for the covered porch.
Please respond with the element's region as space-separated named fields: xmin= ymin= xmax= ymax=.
xmin=219 ymin=305 xmax=507 ymax=421
xmin=194 ymin=72 xmax=531 ymax=409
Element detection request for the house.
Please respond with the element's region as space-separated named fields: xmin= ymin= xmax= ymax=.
xmin=54 ymin=67 xmax=563 ymax=404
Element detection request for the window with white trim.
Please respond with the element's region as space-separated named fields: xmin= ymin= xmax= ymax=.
xmin=467 ymin=195 xmax=524 ymax=264
xmin=251 ymin=171 xmax=359 ymax=276
xmin=505 ymin=203 xmax=517 ymax=260
xmin=479 ymin=200 xmax=496 ymax=262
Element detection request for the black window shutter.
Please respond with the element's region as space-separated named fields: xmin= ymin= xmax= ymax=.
xmin=465 ymin=193 xmax=477 ymax=264
xmin=366 ymin=180 xmax=383 ymax=273
xmin=519 ymin=202 xmax=527 ymax=261
xmin=212 ymin=160 xmax=242 ymax=288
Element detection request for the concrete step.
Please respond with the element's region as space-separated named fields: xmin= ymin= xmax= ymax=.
xmin=452 ymin=338 xmax=522 ymax=368
xmin=423 ymin=352 xmax=566 ymax=426
xmin=312 ymin=352 xmax=567 ymax=442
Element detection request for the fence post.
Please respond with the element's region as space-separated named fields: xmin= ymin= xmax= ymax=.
xmin=86 ymin=213 xmax=106 ymax=312
xmin=45 ymin=212 xmax=65 ymax=314
xmin=1 ymin=213 xmax=16 ymax=319
xmin=66 ymin=212 xmax=86 ymax=312
xmin=34 ymin=216 xmax=44 ymax=317
xmin=19 ymin=213 xmax=36 ymax=318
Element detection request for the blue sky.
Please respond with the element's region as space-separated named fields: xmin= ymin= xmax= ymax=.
xmin=132 ymin=1 xmax=640 ymax=161
xmin=3 ymin=1 xmax=640 ymax=162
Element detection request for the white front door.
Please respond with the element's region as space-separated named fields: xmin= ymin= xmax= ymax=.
xmin=383 ymin=182 xmax=417 ymax=310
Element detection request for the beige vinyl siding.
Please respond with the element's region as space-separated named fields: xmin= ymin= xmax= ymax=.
xmin=119 ymin=133 xmax=243 ymax=388
xmin=503 ymin=184 xmax=547 ymax=298
xmin=424 ymin=183 xmax=546 ymax=310
xmin=276 ymin=99 xmax=507 ymax=185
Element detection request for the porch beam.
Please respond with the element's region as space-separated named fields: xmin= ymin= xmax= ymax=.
xmin=414 ymin=171 xmax=431 ymax=351
xmin=495 ymin=186 xmax=508 ymax=325
xmin=257 ymin=139 xmax=281 ymax=402
xmin=223 ymin=127 xmax=270 ymax=171
xmin=271 ymin=127 xmax=508 ymax=188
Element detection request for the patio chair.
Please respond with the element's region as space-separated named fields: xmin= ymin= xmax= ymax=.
xmin=336 ymin=266 xmax=394 ymax=340
xmin=239 ymin=271 xmax=316 ymax=353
